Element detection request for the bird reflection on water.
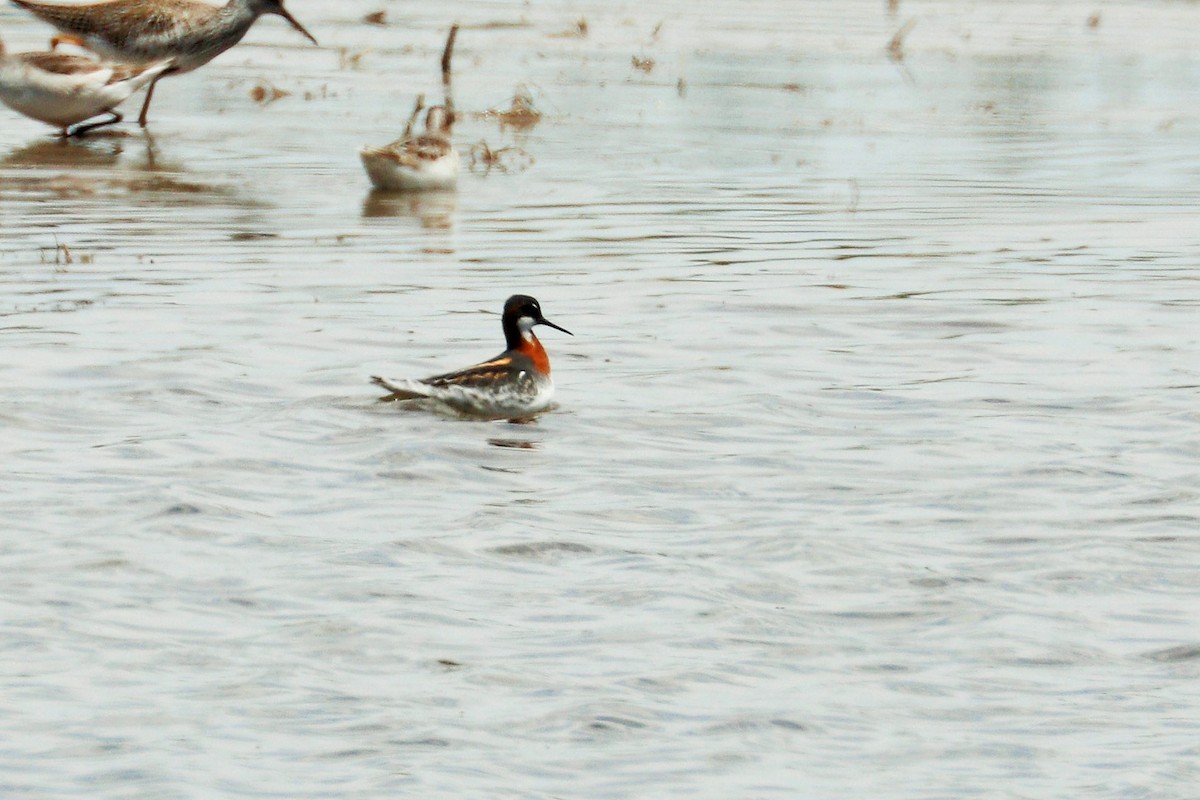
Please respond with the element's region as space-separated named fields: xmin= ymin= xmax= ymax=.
xmin=1 ymin=130 xmax=241 ymax=201
xmin=361 ymin=188 xmax=458 ymax=229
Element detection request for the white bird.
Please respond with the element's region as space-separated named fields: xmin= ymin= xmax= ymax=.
xmin=361 ymin=24 xmax=460 ymax=193
xmin=0 ymin=35 xmax=172 ymax=136
xmin=360 ymin=105 xmax=460 ymax=192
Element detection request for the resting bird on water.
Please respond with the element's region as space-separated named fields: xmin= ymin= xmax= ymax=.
xmin=8 ymin=0 xmax=318 ymax=126
xmin=361 ymin=25 xmax=460 ymax=192
xmin=0 ymin=33 xmax=172 ymax=136
xmin=360 ymin=105 xmax=460 ymax=192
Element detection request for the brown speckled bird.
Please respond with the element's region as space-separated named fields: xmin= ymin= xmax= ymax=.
xmin=9 ymin=0 xmax=318 ymax=125
xmin=0 ymin=33 xmax=172 ymax=136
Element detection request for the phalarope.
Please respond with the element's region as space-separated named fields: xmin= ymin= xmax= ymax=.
xmin=8 ymin=0 xmax=318 ymax=126
xmin=372 ymin=295 xmax=573 ymax=420
xmin=360 ymin=24 xmax=459 ymax=193
xmin=0 ymin=35 xmax=172 ymax=136
xmin=360 ymin=104 xmax=459 ymax=191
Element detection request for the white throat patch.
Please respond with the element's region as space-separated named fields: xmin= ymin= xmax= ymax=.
xmin=517 ymin=315 xmax=537 ymax=341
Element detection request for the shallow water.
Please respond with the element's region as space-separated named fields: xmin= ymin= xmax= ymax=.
xmin=2 ymin=0 xmax=1199 ymax=797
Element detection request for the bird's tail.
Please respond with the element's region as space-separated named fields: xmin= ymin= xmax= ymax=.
xmin=370 ymin=375 xmax=429 ymax=401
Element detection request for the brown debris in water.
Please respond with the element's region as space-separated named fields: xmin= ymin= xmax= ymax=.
xmin=41 ymin=240 xmax=72 ymax=265
xmin=471 ymin=19 xmax=532 ymax=31
xmin=250 ymin=80 xmax=290 ymax=104
xmin=469 ymin=141 xmax=534 ymax=175
xmin=1087 ymin=13 xmax=1101 ymax=29
xmin=631 ymin=55 xmax=656 ymax=74
xmin=479 ymin=86 xmax=543 ymax=129
xmin=364 ymin=10 xmax=386 ymax=26
xmin=401 ymin=93 xmax=427 ymax=139
xmin=38 ymin=239 xmax=97 ymax=266
xmin=338 ymin=47 xmax=371 ymax=70
xmin=887 ymin=19 xmax=916 ymax=63
xmin=550 ymin=17 xmax=589 ymax=38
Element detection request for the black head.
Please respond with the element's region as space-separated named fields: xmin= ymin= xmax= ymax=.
xmin=502 ymin=295 xmax=572 ymax=347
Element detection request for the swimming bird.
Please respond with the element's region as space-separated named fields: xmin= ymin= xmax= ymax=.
xmin=360 ymin=104 xmax=459 ymax=192
xmin=0 ymin=35 xmax=172 ymax=136
xmin=8 ymin=0 xmax=319 ymax=126
xmin=371 ymin=295 xmax=573 ymax=420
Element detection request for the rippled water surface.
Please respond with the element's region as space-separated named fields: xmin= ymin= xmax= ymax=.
xmin=2 ymin=0 xmax=1199 ymax=797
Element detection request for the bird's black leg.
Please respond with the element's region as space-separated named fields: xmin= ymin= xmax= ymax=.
xmin=69 ymin=111 xmax=123 ymax=138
